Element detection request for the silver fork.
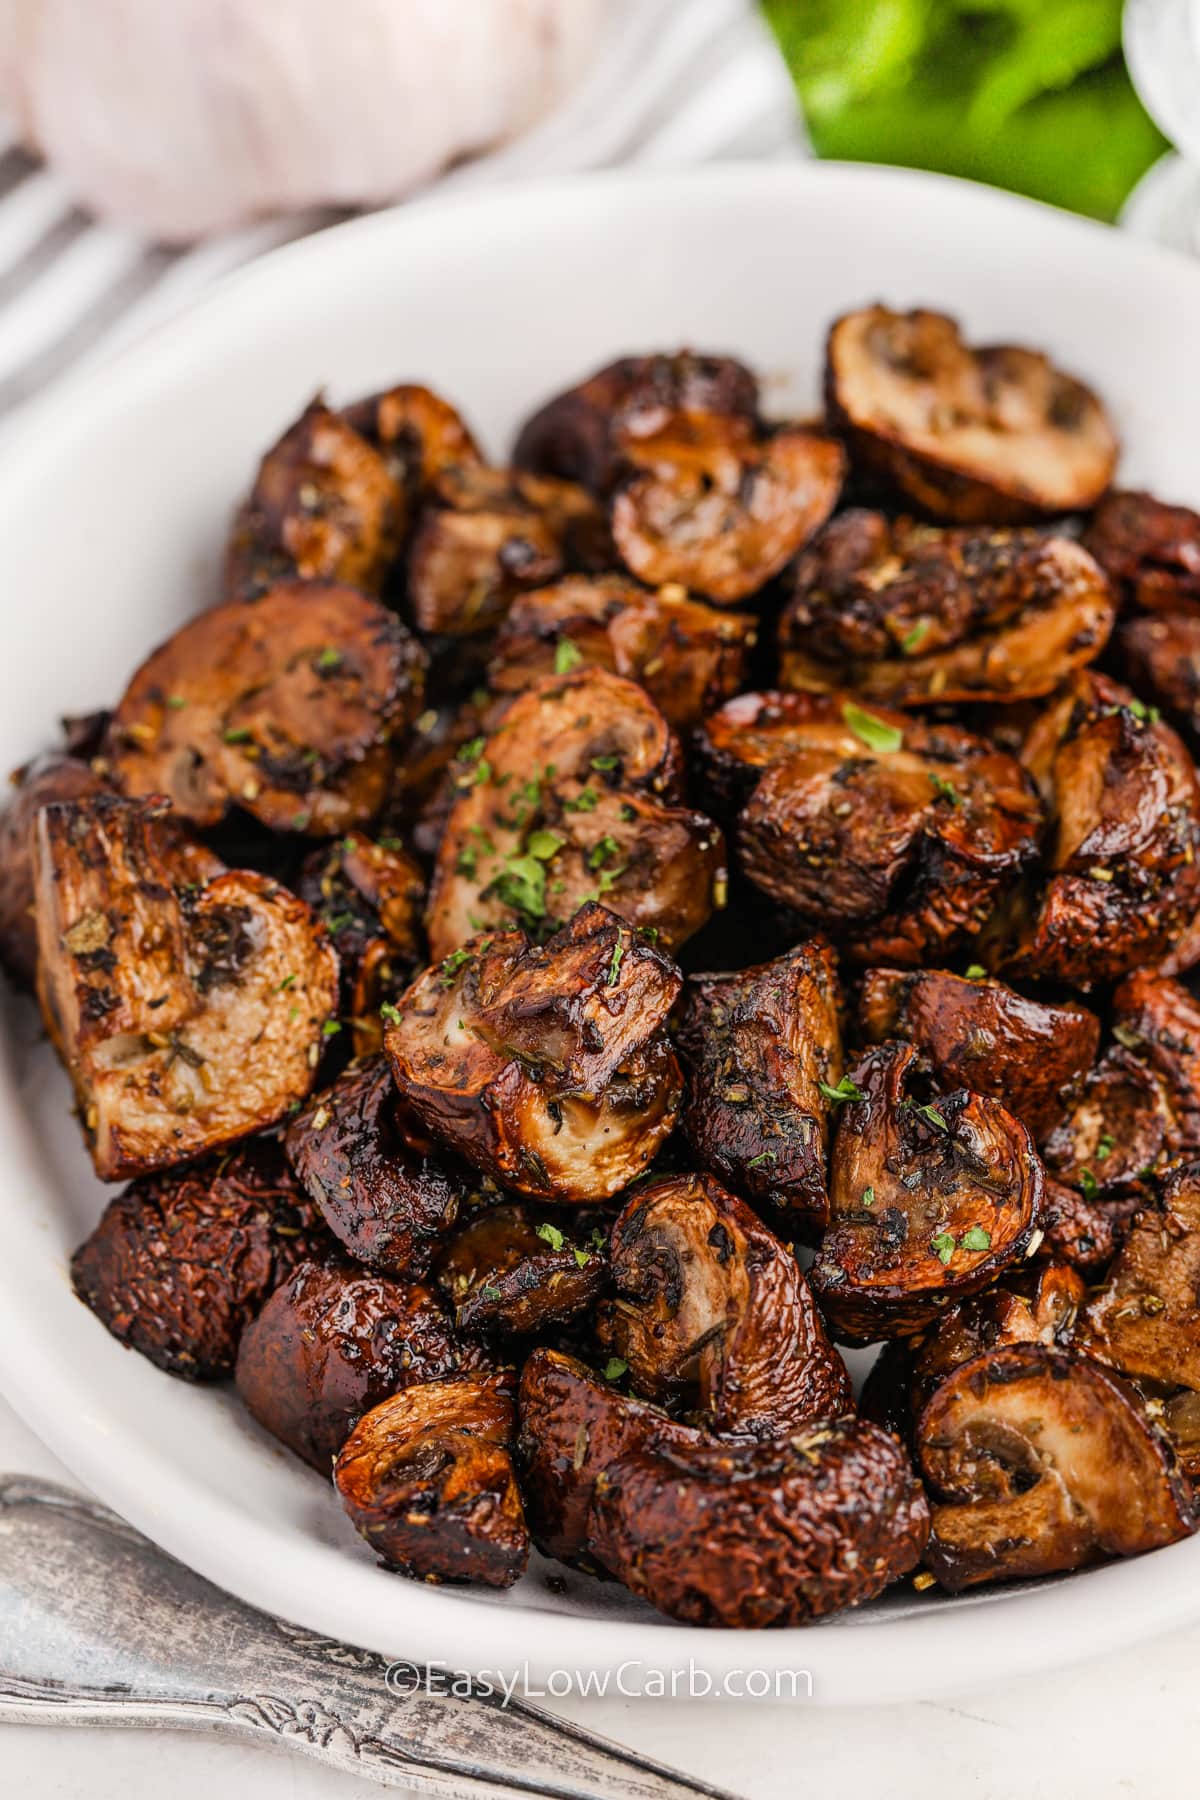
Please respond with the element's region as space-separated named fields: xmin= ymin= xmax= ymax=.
xmin=0 ymin=1473 xmax=740 ymax=1800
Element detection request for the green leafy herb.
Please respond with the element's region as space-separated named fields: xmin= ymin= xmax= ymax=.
xmin=588 ymin=835 xmax=620 ymax=870
xmin=746 ymin=1150 xmax=777 ymax=1169
xmin=964 ymin=964 xmax=987 ymax=980
xmin=842 ymin=701 xmax=903 ymax=754
xmin=379 ymin=1002 xmax=401 ymax=1024
xmin=901 ymin=618 xmax=930 ymax=652
xmin=456 ymin=847 xmax=477 ymax=878
xmin=862 ymin=1186 xmax=875 ymax=1207
xmin=959 ymin=1225 xmax=992 ymax=1252
xmin=911 ymin=1101 xmax=948 ymax=1133
xmin=1078 ymin=1166 xmax=1099 ymax=1200
xmin=439 ymin=947 xmax=473 ymax=985
xmin=930 ymin=1231 xmax=957 ymax=1266
xmin=602 ymin=1357 xmax=628 ymax=1382
xmin=315 ymin=646 xmax=342 ymax=672
xmin=461 ymin=737 xmax=486 ymax=764
xmin=166 ymin=694 xmax=188 ymax=710
xmin=591 ymin=753 xmax=620 ymax=772
xmin=526 ymin=829 xmax=566 ymax=862
xmin=1096 ymin=1132 xmax=1115 ymax=1162
xmin=563 ymin=786 xmax=599 ymax=813
xmin=481 ymin=1285 xmax=503 ymax=1302
xmin=554 ymin=636 xmax=584 ymax=674
xmin=929 ymin=772 xmax=963 ymax=807
xmin=536 ymin=1222 xmax=565 ymax=1252
xmin=818 ymin=1075 xmax=863 ymax=1106
xmin=607 ymin=940 xmax=625 ymax=987
xmin=222 ymin=726 xmax=253 ymax=745
xmin=277 ymin=973 xmax=297 ymax=991
xmin=573 ymin=1247 xmax=592 ymax=1268
xmin=322 ymin=1019 xmax=342 ymax=1038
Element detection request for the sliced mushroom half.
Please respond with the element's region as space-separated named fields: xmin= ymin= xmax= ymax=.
xmin=334 ymin=1370 xmax=528 ymax=1588
xmin=779 ymin=511 xmax=1114 ymax=704
xmin=109 ymin=582 xmax=426 ymax=835
xmin=825 ymin=306 xmax=1118 ymax=522
xmin=1085 ymin=489 xmax=1200 ymax=614
xmin=1111 ymin=970 xmax=1200 ymax=1156
xmin=385 ymin=904 xmax=682 ymax=1203
xmin=434 ymin=1202 xmax=609 ymax=1336
xmin=34 ymin=795 xmax=338 ymax=1179
xmin=610 ymin=415 xmax=845 ymax=605
xmin=677 ymin=940 xmax=842 ymax=1236
xmin=1080 ymin=1162 xmax=1200 ymax=1394
xmin=810 ymin=1042 xmax=1044 ymax=1342
xmin=0 ymin=749 xmax=110 ymax=988
xmin=597 ymin=1172 xmax=852 ymax=1437
xmin=426 ymin=668 xmax=724 ymax=959
xmin=917 ymin=1346 xmax=1193 ymax=1591
xmin=488 ymin=574 xmax=756 ymax=730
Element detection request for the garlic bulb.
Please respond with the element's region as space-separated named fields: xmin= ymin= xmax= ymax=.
xmin=0 ymin=0 xmax=610 ymax=241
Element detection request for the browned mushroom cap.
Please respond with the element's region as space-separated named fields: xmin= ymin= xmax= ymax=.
xmin=1085 ymin=489 xmax=1200 ymax=614
xmin=434 ymin=1202 xmax=608 ymax=1335
xmin=1118 ymin=613 xmax=1200 ymax=757
xmin=70 ymin=1137 xmax=331 ymax=1379
xmin=234 ymin=1258 xmax=468 ymax=1471
xmin=1010 ymin=673 xmax=1200 ymax=987
xmin=859 ymin=967 xmax=1100 ymax=1141
xmin=406 ymin=464 xmax=608 ymax=638
xmin=517 ymin=1346 xmax=697 ymax=1565
xmin=340 ymin=383 xmax=483 ymax=498
xmin=779 ymin=511 xmax=1114 ymax=705
xmin=701 ymin=691 xmax=1041 ymax=966
xmin=224 ymin=399 xmax=407 ymax=600
xmin=610 ymin=415 xmax=844 ymax=606
xmin=597 ymin=1173 xmax=851 ymax=1437
xmin=825 ymin=306 xmax=1118 ymax=523
xmin=677 ymin=940 xmax=841 ymax=1236
xmin=0 ymin=751 xmax=109 ymax=987
xmin=916 ymin=1346 xmax=1193 ymax=1592
xmin=513 ymin=351 xmax=761 ymax=496
xmin=333 ymin=1369 xmax=527 ymax=1588
xmin=385 ymin=905 xmax=682 ymax=1203
xmin=588 ymin=1418 xmax=929 ymax=1628
xmin=1039 ymin=1176 xmax=1141 ymax=1277
xmin=34 ymin=795 xmax=338 ymax=1180
xmin=810 ymin=1041 xmax=1044 ymax=1343
xmin=488 ymin=574 xmax=756 ymax=731
xmin=1040 ymin=1047 xmax=1173 ymax=1204
xmin=297 ymin=830 xmax=424 ymax=1054
xmin=426 ymin=668 xmax=724 ymax=959
xmin=109 ymin=583 xmax=426 ymax=836
xmin=1079 ymin=1162 xmax=1200 ymax=1394
xmin=1111 ymin=970 xmax=1200 ymax=1155
xmin=285 ymin=1057 xmax=460 ymax=1279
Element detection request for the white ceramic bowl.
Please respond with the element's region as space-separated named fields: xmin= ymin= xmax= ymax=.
xmin=2 ymin=163 xmax=1199 ymax=1707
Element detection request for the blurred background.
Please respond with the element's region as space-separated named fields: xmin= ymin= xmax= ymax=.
xmin=0 ymin=0 xmax=1194 ymax=416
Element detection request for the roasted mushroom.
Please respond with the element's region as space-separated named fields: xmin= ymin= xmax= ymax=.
xmin=513 ymin=350 xmax=761 ymax=496
xmin=1040 ymin=1040 xmax=1174 ymax=1205
xmin=488 ymin=574 xmax=755 ymax=730
xmin=517 ymin=1347 xmax=696 ymax=1565
xmin=434 ymin=1202 xmax=608 ymax=1336
xmin=779 ymin=511 xmax=1114 ymax=704
xmin=334 ymin=1370 xmax=528 ymax=1588
xmin=610 ymin=415 xmax=845 ymax=605
xmin=676 ymin=941 xmax=841 ymax=1235
xmin=597 ymin=1173 xmax=852 ymax=1437
xmin=1039 ymin=1176 xmax=1142 ymax=1278
xmin=1085 ymin=489 xmax=1200 ymax=614
xmin=109 ymin=582 xmax=426 ymax=835
xmin=825 ymin=305 xmax=1118 ymax=522
xmin=1010 ymin=673 xmax=1200 ymax=986
xmin=699 ymin=690 xmax=1041 ymax=966
xmin=70 ymin=1137 xmax=330 ymax=1379
xmin=810 ymin=1042 xmax=1044 ymax=1342
xmin=0 ymin=750 xmax=109 ymax=987
xmin=916 ymin=1346 xmax=1193 ymax=1591
xmin=34 ymin=795 xmax=338 ymax=1180
xmin=859 ymin=967 xmax=1100 ymax=1140
xmin=297 ymin=830 xmax=424 ymax=1051
xmin=587 ymin=1420 xmax=928 ymax=1628
xmin=1111 ymin=969 xmax=1200 ymax=1155
xmin=1118 ymin=612 xmax=1200 ymax=756
xmin=1080 ymin=1162 xmax=1200 ymax=1395
xmin=426 ymin=668 xmax=724 ymax=959
xmin=235 ymin=1259 xmax=468 ymax=1471
xmin=285 ymin=1057 xmax=461 ymax=1279
xmin=340 ymin=382 xmax=483 ymax=501
xmin=224 ymin=398 xmax=407 ymax=600
xmin=385 ymin=904 xmax=683 ymax=1203
xmin=406 ymin=464 xmax=608 ymax=638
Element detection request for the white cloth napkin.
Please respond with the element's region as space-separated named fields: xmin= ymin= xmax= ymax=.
xmin=0 ymin=0 xmax=804 ymax=419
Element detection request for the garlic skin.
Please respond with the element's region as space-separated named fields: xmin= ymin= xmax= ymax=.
xmin=0 ymin=0 xmax=610 ymax=241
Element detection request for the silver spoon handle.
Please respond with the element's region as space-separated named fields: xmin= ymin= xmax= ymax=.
xmin=0 ymin=1473 xmax=737 ymax=1800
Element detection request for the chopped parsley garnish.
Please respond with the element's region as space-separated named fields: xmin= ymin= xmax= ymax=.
xmin=573 ymin=1247 xmax=592 ymax=1268
xmin=563 ymin=785 xmax=599 ymax=813
xmin=818 ymin=1075 xmax=863 ymax=1106
xmin=588 ymin=835 xmax=620 ymax=870
xmin=490 ymin=855 xmax=547 ymax=922
xmin=910 ymin=1101 xmax=948 ymax=1133
xmin=277 ymin=973 xmax=297 ymax=991
xmin=439 ymin=947 xmax=473 ymax=985
xmin=602 ymin=1357 xmax=628 ymax=1382
xmin=901 ymin=618 xmax=930 ymax=652
xmin=930 ymin=1231 xmax=957 ymax=1265
xmin=746 ymin=1150 xmax=777 ymax=1168
xmin=861 ymin=1185 xmax=875 ymax=1207
xmin=842 ymin=701 xmax=903 ymax=754
xmin=607 ymin=940 xmax=626 ymax=986
xmin=536 ymin=1222 xmax=565 ymax=1252
xmin=526 ymin=829 xmax=565 ymax=862
xmin=481 ymin=1285 xmax=503 ymax=1302
xmin=321 ymin=1020 xmax=342 ymax=1037
xmin=554 ymin=637 xmax=583 ymax=674
xmin=959 ymin=1226 xmax=992 ymax=1252
xmin=222 ymin=726 xmax=253 ymax=745
xmin=1078 ymin=1167 xmax=1099 ymax=1200
xmin=1096 ymin=1133 xmax=1115 ymax=1162
xmin=964 ymin=964 xmax=987 ymax=980
xmin=591 ymin=753 xmax=620 ymax=772
xmin=314 ymin=646 xmax=342 ymax=672
xmin=379 ymin=1002 xmax=401 ymax=1024
xmin=929 ymin=772 xmax=963 ymax=807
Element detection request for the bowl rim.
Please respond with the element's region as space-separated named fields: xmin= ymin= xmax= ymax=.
xmin=3 ymin=158 xmax=1200 ymax=1706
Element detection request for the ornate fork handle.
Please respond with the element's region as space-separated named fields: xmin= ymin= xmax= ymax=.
xmin=0 ymin=1473 xmax=736 ymax=1800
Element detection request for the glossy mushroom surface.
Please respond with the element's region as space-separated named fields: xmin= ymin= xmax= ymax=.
xmin=0 ymin=750 xmax=110 ymax=987
xmin=1085 ymin=489 xmax=1200 ymax=614
xmin=434 ymin=1202 xmax=608 ymax=1336
xmin=334 ymin=1369 xmax=528 ymax=1588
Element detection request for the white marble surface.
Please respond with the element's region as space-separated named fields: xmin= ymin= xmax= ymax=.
xmin=1 ymin=1392 xmax=1198 ymax=1800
